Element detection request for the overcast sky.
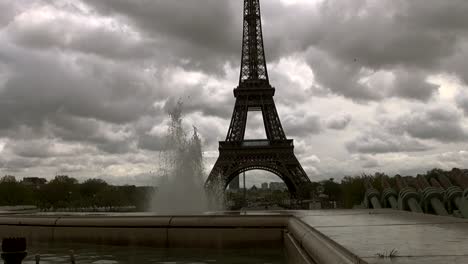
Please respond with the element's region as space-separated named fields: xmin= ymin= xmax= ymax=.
xmin=1 ymin=0 xmax=468 ymax=186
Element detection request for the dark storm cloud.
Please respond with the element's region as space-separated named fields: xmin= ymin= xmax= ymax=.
xmin=304 ymin=47 xmax=382 ymax=101
xmin=388 ymin=71 xmax=439 ymax=101
xmin=81 ymin=0 xmax=467 ymax=102
xmin=7 ymin=12 xmax=157 ymax=61
xmin=2 ymin=0 xmax=468 ymax=180
xmin=0 ymin=37 xmax=170 ymax=155
xmin=0 ymin=46 xmax=157 ymax=128
xmin=48 ymin=114 xmax=134 ymax=154
xmin=309 ymin=0 xmax=465 ymax=69
xmin=443 ymin=42 xmax=468 ymax=86
xmin=164 ymin=86 xmax=234 ymax=120
xmin=294 ymin=0 xmax=467 ymax=101
xmin=81 ymin=0 xmax=241 ymax=73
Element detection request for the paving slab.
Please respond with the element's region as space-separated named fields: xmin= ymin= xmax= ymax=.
xmin=295 ymin=209 xmax=468 ymax=264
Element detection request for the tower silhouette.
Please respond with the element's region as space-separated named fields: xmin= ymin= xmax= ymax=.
xmin=205 ymin=0 xmax=312 ymax=198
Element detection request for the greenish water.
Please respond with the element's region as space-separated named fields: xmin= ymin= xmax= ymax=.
xmin=23 ymin=243 xmax=286 ymax=264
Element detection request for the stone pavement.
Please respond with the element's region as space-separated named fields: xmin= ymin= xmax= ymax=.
xmin=293 ymin=209 xmax=468 ymax=264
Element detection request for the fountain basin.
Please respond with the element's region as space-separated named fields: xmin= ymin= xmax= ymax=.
xmin=0 ymin=212 xmax=363 ymax=264
xmin=3 ymin=209 xmax=467 ymax=263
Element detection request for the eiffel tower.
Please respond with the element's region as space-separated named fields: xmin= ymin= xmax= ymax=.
xmin=205 ymin=0 xmax=312 ymax=198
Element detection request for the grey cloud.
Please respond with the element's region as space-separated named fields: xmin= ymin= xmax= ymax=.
xmin=78 ymin=0 xmax=468 ymax=96
xmin=164 ymin=87 xmax=234 ymax=120
xmin=293 ymin=0 xmax=466 ymax=101
xmin=0 ymin=155 xmax=42 ymax=172
xmin=357 ymin=155 xmax=381 ymax=169
xmin=81 ymin=0 xmax=241 ymax=73
xmin=326 ymin=115 xmax=352 ymax=130
xmin=346 ymin=131 xmax=430 ymax=154
xmin=390 ymin=106 xmax=468 ymax=142
xmin=456 ymin=90 xmax=468 ymax=116
xmin=7 ymin=13 xmax=157 ymax=61
xmin=283 ymin=114 xmax=322 ymax=137
xmin=311 ymin=0 xmax=463 ymax=70
xmin=0 ymin=47 xmax=158 ymax=127
xmin=0 ymin=40 xmax=169 ymax=155
xmin=304 ymin=48 xmax=382 ymax=101
xmin=48 ymin=114 xmax=134 ymax=154
xmin=137 ymin=134 xmax=167 ymax=152
xmin=304 ymin=47 xmax=440 ymax=102
xmin=5 ymin=139 xmax=64 ymax=158
xmin=389 ymin=71 xmax=439 ymax=101
xmin=0 ymin=0 xmax=28 ymax=27
xmin=2 ymin=0 xmax=468 ymax=181
xmin=443 ymin=41 xmax=468 ymax=86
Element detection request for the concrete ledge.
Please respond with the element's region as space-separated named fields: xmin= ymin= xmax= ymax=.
xmin=0 ymin=215 xmax=289 ymax=248
xmin=288 ymin=218 xmax=366 ymax=264
xmin=284 ymin=232 xmax=315 ymax=264
xmin=169 ymin=215 xmax=288 ymax=227
xmin=56 ymin=217 xmax=172 ymax=227
xmin=0 ymin=217 xmax=60 ymax=226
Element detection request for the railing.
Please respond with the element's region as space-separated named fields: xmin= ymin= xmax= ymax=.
xmin=220 ymin=140 xmax=294 ymax=149
xmin=241 ymin=140 xmax=270 ymax=147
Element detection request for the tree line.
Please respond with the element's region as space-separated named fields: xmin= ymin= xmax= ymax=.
xmin=1 ymin=168 xmax=462 ymax=211
xmin=0 ymin=175 xmax=153 ymax=211
xmin=316 ymin=168 xmax=465 ymax=209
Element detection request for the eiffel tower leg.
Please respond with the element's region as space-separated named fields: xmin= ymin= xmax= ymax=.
xmin=205 ymin=147 xmax=311 ymax=201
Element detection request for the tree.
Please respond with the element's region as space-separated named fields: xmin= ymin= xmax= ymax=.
xmin=0 ymin=176 xmax=32 ymax=205
xmin=80 ymin=179 xmax=108 ymax=196
xmin=322 ymin=178 xmax=342 ymax=202
xmin=41 ymin=175 xmax=79 ymax=210
xmin=1 ymin=175 xmax=17 ymax=183
xmin=340 ymin=176 xmax=365 ymax=209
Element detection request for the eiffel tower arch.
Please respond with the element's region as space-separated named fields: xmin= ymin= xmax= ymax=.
xmin=205 ymin=0 xmax=312 ymax=199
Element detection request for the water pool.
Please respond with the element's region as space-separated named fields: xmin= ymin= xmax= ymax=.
xmin=22 ymin=243 xmax=286 ymax=264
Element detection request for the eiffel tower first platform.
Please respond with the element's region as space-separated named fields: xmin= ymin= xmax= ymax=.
xmin=205 ymin=0 xmax=312 ymax=199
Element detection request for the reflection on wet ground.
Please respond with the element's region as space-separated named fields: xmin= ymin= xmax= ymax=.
xmin=23 ymin=242 xmax=286 ymax=264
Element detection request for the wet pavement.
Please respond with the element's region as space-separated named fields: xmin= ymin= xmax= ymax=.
xmin=294 ymin=209 xmax=468 ymax=264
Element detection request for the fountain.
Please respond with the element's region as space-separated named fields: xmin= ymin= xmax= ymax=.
xmin=415 ymin=175 xmax=448 ymax=216
xmin=149 ymin=101 xmax=214 ymax=214
xmin=363 ymin=178 xmax=382 ymax=209
xmin=395 ymin=175 xmax=423 ymax=213
xmin=381 ymin=176 xmax=398 ymax=209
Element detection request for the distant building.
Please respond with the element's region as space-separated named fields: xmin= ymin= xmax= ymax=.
xmin=261 ymin=182 xmax=269 ymax=190
xmin=250 ymin=185 xmax=258 ymax=191
xmin=21 ymin=177 xmax=47 ymax=188
xmin=229 ymin=175 xmax=240 ymax=190
xmin=269 ymin=182 xmax=287 ymax=191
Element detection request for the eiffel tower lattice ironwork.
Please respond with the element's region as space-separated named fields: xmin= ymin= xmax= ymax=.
xmin=205 ymin=0 xmax=312 ymax=198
